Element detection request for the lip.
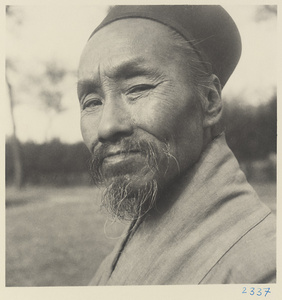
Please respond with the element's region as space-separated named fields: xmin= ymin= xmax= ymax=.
xmin=103 ymin=150 xmax=141 ymax=163
xmin=106 ymin=149 xmax=140 ymax=157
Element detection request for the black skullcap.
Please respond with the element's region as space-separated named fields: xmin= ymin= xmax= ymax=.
xmin=89 ymin=5 xmax=241 ymax=88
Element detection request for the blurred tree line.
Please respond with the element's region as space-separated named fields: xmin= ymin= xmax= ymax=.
xmin=224 ymin=95 xmax=276 ymax=161
xmin=224 ymin=95 xmax=276 ymax=182
xmin=6 ymin=139 xmax=91 ymax=186
xmin=5 ymin=94 xmax=276 ymax=186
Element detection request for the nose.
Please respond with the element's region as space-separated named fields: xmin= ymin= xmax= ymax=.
xmin=98 ymin=98 xmax=133 ymax=143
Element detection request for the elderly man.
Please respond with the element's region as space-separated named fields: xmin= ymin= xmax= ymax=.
xmin=77 ymin=5 xmax=276 ymax=285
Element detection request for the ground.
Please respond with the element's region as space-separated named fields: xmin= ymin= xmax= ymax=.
xmin=5 ymin=182 xmax=276 ymax=286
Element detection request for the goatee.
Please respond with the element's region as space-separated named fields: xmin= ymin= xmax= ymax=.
xmin=89 ymin=139 xmax=173 ymax=222
xmin=101 ymin=176 xmax=158 ymax=222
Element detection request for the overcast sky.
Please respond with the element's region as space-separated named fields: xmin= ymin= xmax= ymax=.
xmin=5 ymin=5 xmax=277 ymax=143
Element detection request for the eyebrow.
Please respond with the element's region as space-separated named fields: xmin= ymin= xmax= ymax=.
xmin=106 ymin=58 xmax=161 ymax=80
xmin=77 ymin=79 xmax=100 ymax=101
xmin=77 ymin=57 xmax=164 ymax=100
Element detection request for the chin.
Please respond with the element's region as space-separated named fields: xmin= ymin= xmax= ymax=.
xmin=101 ymin=172 xmax=159 ymax=222
xmin=106 ymin=165 xmax=157 ymax=186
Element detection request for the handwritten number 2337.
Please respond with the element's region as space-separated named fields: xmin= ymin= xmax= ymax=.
xmin=242 ymin=287 xmax=271 ymax=297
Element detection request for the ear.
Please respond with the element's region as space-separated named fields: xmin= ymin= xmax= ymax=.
xmin=202 ymin=74 xmax=223 ymax=128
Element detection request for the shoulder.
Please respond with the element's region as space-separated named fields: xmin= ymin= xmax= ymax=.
xmin=89 ymin=254 xmax=113 ymax=285
xmin=201 ymin=213 xmax=276 ymax=284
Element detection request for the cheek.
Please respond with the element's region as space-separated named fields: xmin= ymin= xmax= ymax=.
xmin=132 ymin=89 xmax=179 ymax=139
xmin=174 ymin=109 xmax=204 ymax=169
xmin=135 ymin=90 xmax=202 ymax=142
xmin=135 ymin=92 xmax=204 ymax=170
xmin=80 ymin=115 xmax=99 ymax=150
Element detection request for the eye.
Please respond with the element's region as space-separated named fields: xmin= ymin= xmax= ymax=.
xmin=127 ymin=84 xmax=153 ymax=95
xmin=82 ymin=98 xmax=102 ymax=110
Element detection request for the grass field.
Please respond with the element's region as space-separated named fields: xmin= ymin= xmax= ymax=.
xmin=5 ymin=182 xmax=276 ymax=286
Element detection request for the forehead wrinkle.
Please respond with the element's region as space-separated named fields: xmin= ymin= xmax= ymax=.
xmin=100 ymin=56 xmax=164 ymax=81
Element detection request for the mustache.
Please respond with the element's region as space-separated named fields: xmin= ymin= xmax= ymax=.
xmin=92 ymin=139 xmax=149 ymax=161
xmin=89 ymin=138 xmax=161 ymax=185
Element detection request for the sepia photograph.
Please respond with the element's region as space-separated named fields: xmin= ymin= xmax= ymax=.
xmin=4 ymin=3 xmax=278 ymax=298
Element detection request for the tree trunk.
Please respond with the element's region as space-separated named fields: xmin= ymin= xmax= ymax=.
xmin=6 ymin=73 xmax=23 ymax=189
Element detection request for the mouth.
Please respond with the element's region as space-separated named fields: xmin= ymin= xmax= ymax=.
xmin=103 ymin=150 xmax=142 ymax=164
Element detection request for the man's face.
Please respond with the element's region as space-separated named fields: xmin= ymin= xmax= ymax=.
xmin=78 ymin=19 xmax=206 ymax=220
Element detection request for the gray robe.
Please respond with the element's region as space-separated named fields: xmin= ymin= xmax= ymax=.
xmin=90 ymin=134 xmax=276 ymax=285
